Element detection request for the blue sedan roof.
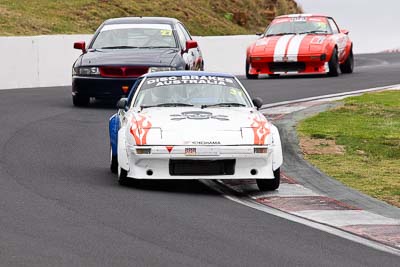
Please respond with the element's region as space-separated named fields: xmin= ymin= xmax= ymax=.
xmin=143 ymin=71 xmax=236 ymax=78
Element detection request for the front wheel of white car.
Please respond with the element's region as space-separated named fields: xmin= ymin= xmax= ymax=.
xmin=256 ymin=168 xmax=280 ymax=191
xmin=110 ymin=147 xmax=118 ymax=174
xmin=118 ymin=166 xmax=129 ymax=186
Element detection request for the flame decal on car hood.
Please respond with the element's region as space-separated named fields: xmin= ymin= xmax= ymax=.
xmin=130 ymin=114 xmax=152 ymax=145
xmin=250 ymin=114 xmax=270 ymax=145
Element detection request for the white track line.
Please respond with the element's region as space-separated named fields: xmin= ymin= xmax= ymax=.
xmin=293 ymin=210 xmax=400 ymax=227
xmin=202 ymin=84 xmax=400 ymax=256
xmin=260 ymin=84 xmax=400 ymax=110
xmin=201 ymin=180 xmax=400 ymax=256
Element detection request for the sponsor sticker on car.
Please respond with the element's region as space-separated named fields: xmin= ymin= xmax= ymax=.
xmin=291 ymin=16 xmax=307 ymax=22
xmin=185 ymin=146 xmax=220 ymax=156
xmin=185 ymin=147 xmax=197 ymax=156
xmin=145 ymin=76 xmax=235 ymax=87
xmin=160 ymin=29 xmax=172 ymax=36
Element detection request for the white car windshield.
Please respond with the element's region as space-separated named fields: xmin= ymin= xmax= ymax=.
xmin=266 ymin=17 xmax=332 ymax=35
xmin=134 ymin=76 xmax=252 ymax=108
xmin=91 ymin=24 xmax=177 ymax=49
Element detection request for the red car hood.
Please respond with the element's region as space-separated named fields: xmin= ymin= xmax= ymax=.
xmin=250 ymin=34 xmax=329 ymax=57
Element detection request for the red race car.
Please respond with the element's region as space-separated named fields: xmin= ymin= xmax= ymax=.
xmin=246 ymin=14 xmax=353 ymax=78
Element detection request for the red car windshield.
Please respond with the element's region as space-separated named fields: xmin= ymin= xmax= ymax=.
xmin=265 ymin=17 xmax=332 ymax=36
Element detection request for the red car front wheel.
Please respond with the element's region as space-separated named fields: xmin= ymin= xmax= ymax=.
xmin=246 ymin=61 xmax=259 ymax=79
xmin=328 ymin=48 xmax=340 ymax=77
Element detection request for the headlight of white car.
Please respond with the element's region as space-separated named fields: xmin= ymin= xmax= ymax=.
xmin=73 ymin=67 xmax=100 ymax=76
xmin=148 ymin=67 xmax=176 ymax=73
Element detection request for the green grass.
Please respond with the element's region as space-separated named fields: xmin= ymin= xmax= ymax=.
xmin=0 ymin=0 xmax=301 ymax=36
xmin=297 ymin=90 xmax=400 ymax=207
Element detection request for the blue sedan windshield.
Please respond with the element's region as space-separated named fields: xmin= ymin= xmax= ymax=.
xmin=92 ymin=24 xmax=177 ymax=49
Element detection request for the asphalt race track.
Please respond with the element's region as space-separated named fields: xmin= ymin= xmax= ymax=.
xmin=0 ymin=53 xmax=399 ymax=266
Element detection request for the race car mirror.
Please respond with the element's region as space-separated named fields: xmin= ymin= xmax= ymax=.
xmin=252 ymin=97 xmax=263 ymax=110
xmin=116 ymin=98 xmax=128 ymax=111
xmin=256 ymin=32 xmax=263 ymax=36
xmin=185 ymin=40 xmax=198 ymax=51
xmin=73 ymin=41 xmax=86 ymax=54
xmin=341 ymin=29 xmax=350 ymax=35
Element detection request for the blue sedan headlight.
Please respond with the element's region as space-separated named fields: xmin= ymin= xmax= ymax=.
xmin=148 ymin=67 xmax=176 ymax=73
xmin=73 ymin=67 xmax=100 ymax=76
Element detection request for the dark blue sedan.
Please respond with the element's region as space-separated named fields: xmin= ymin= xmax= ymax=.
xmin=72 ymin=17 xmax=204 ymax=106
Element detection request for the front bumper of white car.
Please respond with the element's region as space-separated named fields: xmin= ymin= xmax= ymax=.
xmin=123 ymin=145 xmax=276 ymax=180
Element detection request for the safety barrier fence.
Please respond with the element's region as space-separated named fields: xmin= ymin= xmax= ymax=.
xmin=0 ymin=34 xmax=258 ymax=90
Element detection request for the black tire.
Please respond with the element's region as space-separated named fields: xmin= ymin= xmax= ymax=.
xmin=110 ymin=147 xmax=118 ymax=174
xmin=118 ymin=166 xmax=129 ymax=186
xmin=72 ymin=95 xmax=90 ymax=107
xmin=328 ymin=48 xmax=340 ymax=77
xmin=256 ymin=168 xmax=281 ymax=191
xmin=200 ymin=61 xmax=205 ymax=71
xmin=246 ymin=61 xmax=259 ymax=79
xmin=268 ymin=74 xmax=280 ymax=78
xmin=340 ymin=49 xmax=354 ymax=74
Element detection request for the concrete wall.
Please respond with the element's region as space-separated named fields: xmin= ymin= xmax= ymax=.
xmin=196 ymin=35 xmax=258 ymax=74
xmin=0 ymin=34 xmax=258 ymax=90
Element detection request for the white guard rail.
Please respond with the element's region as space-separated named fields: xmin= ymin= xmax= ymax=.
xmin=0 ymin=34 xmax=258 ymax=90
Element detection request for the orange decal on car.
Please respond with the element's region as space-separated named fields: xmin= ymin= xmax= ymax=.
xmin=130 ymin=114 xmax=152 ymax=145
xmin=250 ymin=115 xmax=270 ymax=145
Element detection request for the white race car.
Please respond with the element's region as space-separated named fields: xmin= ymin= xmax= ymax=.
xmin=109 ymin=71 xmax=283 ymax=191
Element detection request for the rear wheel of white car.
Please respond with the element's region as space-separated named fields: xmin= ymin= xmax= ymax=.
xmin=110 ymin=147 xmax=118 ymax=174
xmin=340 ymin=48 xmax=354 ymax=74
xmin=256 ymin=168 xmax=280 ymax=191
xmin=328 ymin=48 xmax=340 ymax=77
xmin=118 ymin=166 xmax=129 ymax=186
xmin=246 ymin=61 xmax=259 ymax=79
